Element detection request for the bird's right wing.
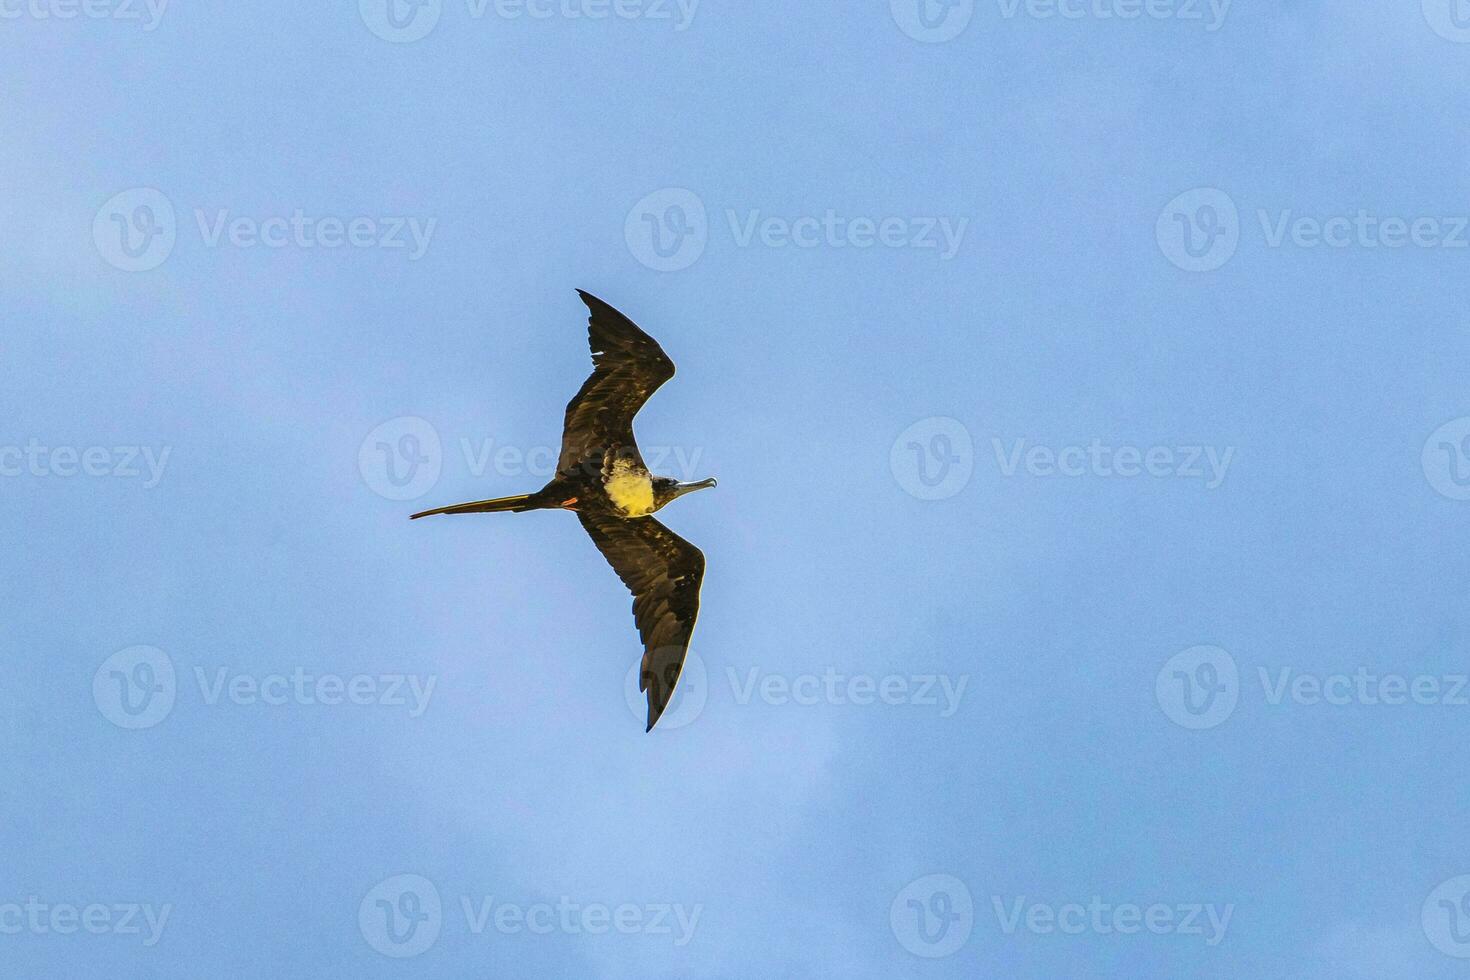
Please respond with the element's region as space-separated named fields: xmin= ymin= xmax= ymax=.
xmin=557 ymin=291 xmax=676 ymax=478
xmin=577 ymin=511 xmax=706 ymax=731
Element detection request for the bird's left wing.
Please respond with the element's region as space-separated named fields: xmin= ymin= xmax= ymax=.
xmin=557 ymin=291 xmax=677 ymax=478
xmin=577 ymin=511 xmax=706 ymax=731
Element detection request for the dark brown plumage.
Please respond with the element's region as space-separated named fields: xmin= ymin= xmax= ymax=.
xmin=411 ymin=290 xmax=717 ymax=731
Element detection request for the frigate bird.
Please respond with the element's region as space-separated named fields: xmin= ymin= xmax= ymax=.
xmin=411 ymin=290 xmax=716 ymax=731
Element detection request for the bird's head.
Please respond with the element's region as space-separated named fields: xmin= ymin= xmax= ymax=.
xmin=652 ymin=475 xmax=717 ymax=511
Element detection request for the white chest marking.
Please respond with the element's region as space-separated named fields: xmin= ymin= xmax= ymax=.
xmin=605 ymin=460 xmax=654 ymax=517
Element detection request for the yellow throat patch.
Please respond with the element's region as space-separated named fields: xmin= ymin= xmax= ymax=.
xmin=605 ymin=459 xmax=655 ymax=517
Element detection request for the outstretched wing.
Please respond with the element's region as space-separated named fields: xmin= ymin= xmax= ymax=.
xmin=578 ymin=511 xmax=706 ymax=731
xmin=558 ymin=291 xmax=676 ymax=478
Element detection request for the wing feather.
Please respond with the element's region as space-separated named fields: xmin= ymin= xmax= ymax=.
xmin=557 ymin=291 xmax=676 ymax=478
xmin=577 ymin=511 xmax=705 ymax=731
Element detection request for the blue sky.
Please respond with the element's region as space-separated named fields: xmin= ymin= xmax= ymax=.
xmin=7 ymin=1 xmax=1470 ymax=976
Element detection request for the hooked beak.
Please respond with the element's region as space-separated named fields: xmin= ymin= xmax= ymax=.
xmin=670 ymin=477 xmax=717 ymax=500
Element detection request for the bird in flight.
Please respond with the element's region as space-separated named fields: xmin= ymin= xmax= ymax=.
xmin=411 ymin=290 xmax=717 ymax=731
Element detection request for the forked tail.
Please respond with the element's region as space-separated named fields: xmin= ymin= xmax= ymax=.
xmin=410 ymin=493 xmax=537 ymax=520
